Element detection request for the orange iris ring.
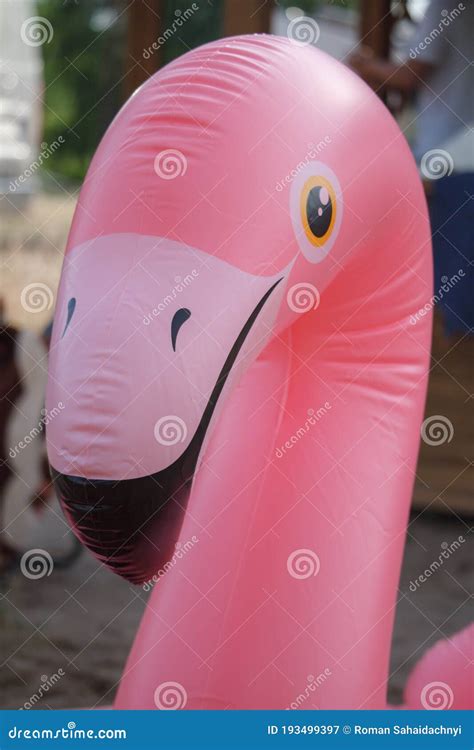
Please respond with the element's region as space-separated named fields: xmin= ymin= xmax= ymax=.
xmin=300 ymin=176 xmax=337 ymax=248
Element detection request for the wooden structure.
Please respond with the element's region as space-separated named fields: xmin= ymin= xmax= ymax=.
xmin=414 ymin=314 xmax=473 ymax=516
xmin=124 ymin=0 xmax=163 ymax=99
xmin=222 ymin=0 xmax=272 ymax=36
xmin=358 ymin=0 xmax=392 ymax=59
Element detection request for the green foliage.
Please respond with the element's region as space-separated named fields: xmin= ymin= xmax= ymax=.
xmin=37 ymin=0 xmax=223 ymax=182
xmin=37 ymin=0 xmax=127 ymax=183
xmin=36 ymin=0 xmax=355 ymax=183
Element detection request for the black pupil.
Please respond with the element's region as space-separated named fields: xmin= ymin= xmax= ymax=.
xmin=306 ymin=186 xmax=332 ymax=238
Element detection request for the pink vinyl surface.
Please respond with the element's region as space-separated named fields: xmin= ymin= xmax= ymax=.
xmin=44 ymin=36 xmax=466 ymax=710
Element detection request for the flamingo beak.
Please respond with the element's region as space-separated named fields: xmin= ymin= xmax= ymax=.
xmin=51 ymin=278 xmax=281 ymax=584
xmin=47 ymin=234 xmax=283 ymax=584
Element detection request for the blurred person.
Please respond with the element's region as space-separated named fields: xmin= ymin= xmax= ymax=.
xmin=0 ymin=0 xmax=44 ymax=207
xmin=349 ymin=0 xmax=473 ymax=163
xmin=0 ymin=314 xmax=81 ymax=576
xmin=349 ymin=0 xmax=473 ymax=336
xmin=0 ymin=305 xmax=23 ymax=573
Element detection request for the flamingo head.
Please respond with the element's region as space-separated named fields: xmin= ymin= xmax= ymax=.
xmin=46 ymin=36 xmax=409 ymax=583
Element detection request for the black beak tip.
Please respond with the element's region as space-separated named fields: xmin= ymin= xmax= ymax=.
xmin=50 ymin=467 xmax=189 ymax=585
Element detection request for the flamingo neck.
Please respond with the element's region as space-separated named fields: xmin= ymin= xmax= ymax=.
xmin=115 ymin=291 xmax=428 ymax=710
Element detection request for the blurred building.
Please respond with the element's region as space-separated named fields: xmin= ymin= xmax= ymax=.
xmin=0 ymin=0 xmax=44 ymax=207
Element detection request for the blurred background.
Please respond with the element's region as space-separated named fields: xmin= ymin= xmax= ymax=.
xmin=0 ymin=0 xmax=472 ymax=709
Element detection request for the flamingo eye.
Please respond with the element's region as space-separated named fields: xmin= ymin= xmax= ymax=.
xmin=290 ymin=162 xmax=342 ymax=264
xmin=301 ymin=176 xmax=336 ymax=245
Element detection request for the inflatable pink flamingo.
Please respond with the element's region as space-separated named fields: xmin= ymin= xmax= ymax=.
xmin=46 ymin=36 xmax=473 ymax=710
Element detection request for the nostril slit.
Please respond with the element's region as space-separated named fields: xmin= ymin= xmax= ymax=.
xmin=171 ymin=308 xmax=191 ymax=351
xmin=61 ymin=297 xmax=76 ymax=338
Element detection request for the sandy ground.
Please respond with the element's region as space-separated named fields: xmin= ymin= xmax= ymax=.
xmin=1 ymin=192 xmax=472 ymax=709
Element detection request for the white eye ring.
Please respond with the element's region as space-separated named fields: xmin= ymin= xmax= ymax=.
xmin=290 ymin=161 xmax=343 ymax=264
